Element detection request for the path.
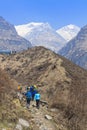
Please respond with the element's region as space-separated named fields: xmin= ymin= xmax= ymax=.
xmin=29 ymin=101 xmax=57 ymax=130
xmin=17 ymin=92 xmax=57 ymax=130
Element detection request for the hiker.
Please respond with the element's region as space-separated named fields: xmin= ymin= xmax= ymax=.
xmin=24 ymin=87 xmax=32 ymax=108
xmin=17 ymin=85 xmax=23 ymax=102
xmin=34 ymin=91 xmax=41 ymax=109
xmin=30 ymin=85 xmax=34 ymax=92
xmin=17 ymin=85 xmax=22 ymax=93
xmin=34 ymin=85 xmax=38 ymax=90
xmin=30 ymin=85 xmax=38 ymax=100
xmin=32 ymin=88 xmax=38 ymax=100
xmin=26 ymin=86 xmax=30 ymax=91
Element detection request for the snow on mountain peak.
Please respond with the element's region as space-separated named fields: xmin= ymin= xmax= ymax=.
xmin=15 ymin=22 xmax=66 ymax=52
xmin=15 ymin=22 xmax=80 ymax=53
xmin=66 ymin=24 xmax=79 ymax=29
xmin=56 ymin=24 xmax=80 ymax=42
xmin=15 ymin=22 xmax=52 ymax=37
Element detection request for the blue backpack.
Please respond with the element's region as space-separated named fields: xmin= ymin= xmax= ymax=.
xmin=25 ymin=91 xmax=32 ymax=99
xmin=30 ymin=86 xmax=34 ymax=91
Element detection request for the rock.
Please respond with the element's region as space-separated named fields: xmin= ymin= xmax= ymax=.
xmin=45 ymin=115 xmax=52 ymax=120
xmin=50 ymin=108 xmax=57 ymax=112
xmin=15 ymin=124 xmax=22 ymax=130
xmin=18 ymin=118 xmax=29 ymax=127
xmin=40 ymin=100 xmax=48 ymax=105
xmin=15 ymin=118 xmax=29 ymax=130
xmin=40 ymin=125 xmax=47 ymax=130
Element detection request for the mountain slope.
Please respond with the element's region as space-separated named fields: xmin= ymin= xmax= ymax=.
xmin=0 ymin=16 xmax=32 ymax=51
xmin=0 ymin=46 xmax=87 ymax=130
xmin=59 ymin=24 xmax=87 ymax=69
xmin=56 ymin=24 xmax=80 ymax=42
xmin=0 ymin=68 xmax=39 ymax=130
xmin=15 ymin=22 xmax=66 ymax=52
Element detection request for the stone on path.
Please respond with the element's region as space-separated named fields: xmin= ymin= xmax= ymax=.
xmin=18 ymin=118 xmax=29 ymax=127
xmin=45 ymin=115 xmax=52 ymax=120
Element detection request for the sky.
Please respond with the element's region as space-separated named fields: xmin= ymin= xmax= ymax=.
xmin=0 ymin=0 xmax=87 ymax=29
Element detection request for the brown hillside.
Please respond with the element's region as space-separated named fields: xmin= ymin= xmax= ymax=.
xmin=0 ymin=69 xmax=17 ymax=99
xmin=0 ymin=68 xmax=38 ymax=130
xmin=0 ymin=46 xmax=87 ymax=130
xmin=0 ymin=69 xmax=17 ymax=128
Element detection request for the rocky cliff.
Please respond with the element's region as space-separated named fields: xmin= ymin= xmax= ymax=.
xmin=0 ymin=16 xmax=32 ymax=52
xmin=59 ymin=24 xmax=87 ymax=69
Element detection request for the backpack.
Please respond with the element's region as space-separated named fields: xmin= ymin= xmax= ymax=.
xmin=30 ymin=86 xmax=34 ymax=91
xmin=25 ymin=91 xmax=32 ymax=99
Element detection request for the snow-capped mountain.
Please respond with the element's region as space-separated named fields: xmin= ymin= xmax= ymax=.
xmin=59 ymin=24 xmax=87 ymax=69
xmin=15 ymin=22 xmax=66 ymax=52
xmin=15 ymin=22 xmax=45 ymax=37
xmin=56 ymin=24 xmax=80 ymax=42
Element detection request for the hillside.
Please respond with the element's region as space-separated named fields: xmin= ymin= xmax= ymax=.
xmin=0 ymin=46 xmax=87 ymax=130
xmin=0 ymin=68 xmax=41 ymax=130
xmin=59 ymin=24 xmax=87 ymax=69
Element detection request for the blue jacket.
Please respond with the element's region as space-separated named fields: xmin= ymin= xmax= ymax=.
xmin=25 ymin=91 xmax=32 ymax=99
xmin=30 ymin=86 xmax=34 ymax=91
xmin=34 ymin=93 xmax=40 ymax=100
xmin=32 ymin=89 xmax=38 ymax=97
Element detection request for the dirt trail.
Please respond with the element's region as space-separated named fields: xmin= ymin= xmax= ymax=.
xmin=17 ymin=93 xmax=62 ymax=130
xmin=29 ymin=101 xmax=57 ymax=130
xmin=15 ymin=92 xmax=67 ymax=130
xmin=17 ymin=92 xmax=57 ymax=130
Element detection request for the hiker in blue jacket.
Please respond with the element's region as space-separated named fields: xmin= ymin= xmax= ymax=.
xmin=30 ymin=85 xmax=38 ymax=100
xmin=32 ymin=88 xmax=38 ymax=100
xmin=34 ymin=91 xmax=41 ymax=109
xmin=25 ymin=87 xmax=32 ymax=108
xmin=30 ymin=85 xmax=34 ymax=92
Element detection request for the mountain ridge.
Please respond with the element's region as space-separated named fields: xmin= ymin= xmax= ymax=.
xmin=0 ymin=16 xmax=32 ymax=51
xmin=15 ymin=22 xmax=66 ymax=52
xmin=59 ymin=24 xmax=87 ymax=69
xmin=0 ymin=46 xmax=87 ymax=130
xmin=56 ymin=24 xmax=80 ymax=41
xmin=15 ymin=22 xmax=80 ymax=52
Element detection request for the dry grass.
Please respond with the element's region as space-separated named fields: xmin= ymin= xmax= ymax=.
xmin=0 ymin=46 xmax=87 ymax=130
